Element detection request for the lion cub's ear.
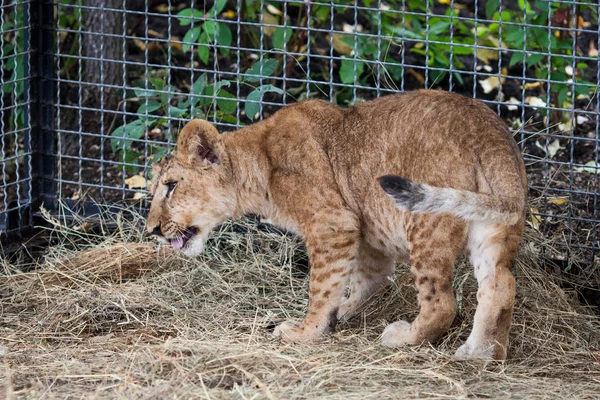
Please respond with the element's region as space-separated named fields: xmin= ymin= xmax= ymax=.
xmin=177 ymin=119 xmax=220 ymax=165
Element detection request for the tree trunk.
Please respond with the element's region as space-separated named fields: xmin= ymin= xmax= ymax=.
xmin=63 ymin=0 xmax=125 ymax=155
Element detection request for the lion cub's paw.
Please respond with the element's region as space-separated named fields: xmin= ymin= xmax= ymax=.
xmin=273 ymin=320 xmax=320 ymax=344
xmin=381 ymin=320 xmax=418 ymax=348
xmin=336 ymin=299 xmax=358 ymax=322
xmin=453 ymin=341 xmax=505 ymax=361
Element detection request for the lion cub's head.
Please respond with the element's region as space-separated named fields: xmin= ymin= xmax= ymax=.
xmin=146 ymin=120 xmax=235 ymax=256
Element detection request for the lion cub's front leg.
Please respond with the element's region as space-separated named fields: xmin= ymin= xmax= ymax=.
xmin=274 ymin=209 xmax=360 ymax=343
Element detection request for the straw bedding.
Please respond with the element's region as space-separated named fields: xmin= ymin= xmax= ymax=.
xmin=1 ymin=207 xmax=599 ymax=399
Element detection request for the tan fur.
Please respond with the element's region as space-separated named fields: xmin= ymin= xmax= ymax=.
xmin=146 ymin=90 xmax=527 ymax=361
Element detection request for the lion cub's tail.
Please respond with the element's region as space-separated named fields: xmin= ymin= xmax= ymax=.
xmin=378 ymin=175 xmax=523 ymax=226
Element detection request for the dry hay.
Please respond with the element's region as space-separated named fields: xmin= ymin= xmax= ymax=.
xmin=1 ymin=206 xmax=600 ymax=399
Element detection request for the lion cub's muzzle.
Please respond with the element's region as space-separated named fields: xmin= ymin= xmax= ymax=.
xmin=149 ymin=223 xmax=199 ymax=250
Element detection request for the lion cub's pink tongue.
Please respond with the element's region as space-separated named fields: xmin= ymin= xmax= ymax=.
xmin=171 ymin=237 xmax=184 ymax=249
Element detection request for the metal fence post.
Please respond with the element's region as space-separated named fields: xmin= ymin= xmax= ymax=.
xmin=29 ymin=0 xmax=56 ymax=213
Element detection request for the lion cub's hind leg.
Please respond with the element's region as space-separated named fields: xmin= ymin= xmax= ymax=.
xmin=454 ymin=222 xmax=520 ymax=361
xmin=337 ymin=242 xmax=395 ymax=321
xmin=381 ymin=215 xmax=465 ymax=348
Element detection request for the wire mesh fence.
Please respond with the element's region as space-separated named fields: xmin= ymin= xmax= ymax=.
xmin=0 ymin=0 xmax=34 ymax=242
xmin=1 ymin=0 xmax=600 ymax=267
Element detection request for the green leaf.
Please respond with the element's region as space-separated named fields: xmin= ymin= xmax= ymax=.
xmin=216 ymin=89 xmax=237 ymax=114
xmin=177 ymin=8 xmax=203 ymax=26
xmin=272 ymin=26 xmax=292 ymax=49
xmin=509 ymin=52 xmax=524 ymax=68
xmin=169 ymin=106 xmax=188 ymax=118
xmin=110 ymin=120 xmax=146 ymax=153
xmin=150 ymin=146 xmax=169 ymax=164
xmin=199 ymin=81 xmax=233 ymax=108
xmin=526 ymin=53 xmax=544 ymax=66
xmin=244 ymin=59 xmax=279 ymax=82
xmin=134 ymin=88 xmax=158 ymax=98
xmin=518 ymin=0 xmax=534 ymax=14
xmin=339 ymin=59 xmax=365 ymax=84
xmin=137 ymin=100 xmax=161 ymax=115
xmin=551 ymin=71 xmax=568 ymax=83
xmin=451 ymin=45 xmax=473 ymax=55
xmin=220 ymin=114 xmax=240 ymax=124
xmin=217 ymin=23 xmax=232 ymax=48
xmin=124 ymin=150 xmax=142 ymax=174
xmin=203 ymin=20 xmax=217 ymax=36
xmin=383 ymin=25 xmax=424 ymax=40
xmin=486 ymin=0 xmax=500 ymax=19
xmin=574 ymin=81 xmax=592 ymax=97
xmin=198 ymin=32 xmax=210 ymax=64
xmin=428 ymin=18 xmax=451 ymax=37
xmin=208 ymin=0 xmax=227 ymax=15
xmin=452 ymin=72 xmax=464 ymax=86
xmin=190 ymin=74 xmax=206 ymax=108
xmin=183 ymin=27 xmax=202 ymax=53
xmin=504 ymin=27 xmax=525 ymax=47
xmin=556 ymin=85 xmax=568 ymax=107
xmin=244 ymin=85 xmax=285 ymax=120
xmin=150 ymin=78 xmax=164 ymax=90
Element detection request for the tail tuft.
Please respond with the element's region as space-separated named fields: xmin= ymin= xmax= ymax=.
xmin=378 ymin=174 xmax=523 ymax=225
xmin=378 ymin=175 xmax=425 ymax=211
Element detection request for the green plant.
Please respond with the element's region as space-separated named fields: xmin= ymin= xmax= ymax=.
xmin=110 ymin=59 xmax=285 ymax=172
xmin=2 ymin=1 xmax=27 ymax=133
xmin=176 ymin=0 xmax=231 ymax=65
xmin=493 ymin=0 xmax=597 ymax=118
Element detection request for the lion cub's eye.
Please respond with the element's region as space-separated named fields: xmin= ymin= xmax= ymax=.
xmin=165 ymin=181 xmax=177 ymax=196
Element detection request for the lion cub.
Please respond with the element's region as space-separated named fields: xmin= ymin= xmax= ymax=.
xmin=147 ymin=90 xmax=527 ymax=361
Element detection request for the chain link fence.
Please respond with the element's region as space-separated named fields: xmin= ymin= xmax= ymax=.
xmin=1 ymin=0 xmax=600 ymax=269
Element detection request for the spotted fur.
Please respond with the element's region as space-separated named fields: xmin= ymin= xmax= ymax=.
xmin=146 ymin=90 xmax=527 ymax=361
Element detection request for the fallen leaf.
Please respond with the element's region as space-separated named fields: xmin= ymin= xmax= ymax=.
xmin=132 ymin=192 xmax=146 ymax=201
xmin=528 ymin=208 xmax=541 ymax=230
xmin=125 ymin=175 xmax=147 ymax=189
xmin=169 ymin=36 xmax=182 ymax=52
xmin=71 ymin=190 xmax=80 ymax=200
xmin=535 ymin=139 xmax=561 ymax=159
xmin=342 ymin=22 xmax=363 ymax=33
xmin=576 ymin=116 xmax=589 ymax=125
xmin=525 ymin=96 xmax=547 ymax=108
xmin=262 ymin=13 xmax=278 ymax=37
xmin=547 ymin=197 xmax=568 ymax=206
xmin=575 ymin=161 xmax=600 ymax=174
xmin=134 ymin=38 xmax=147 ymax=52
xmin=506 ymin=97 xmax=520 ymax=111
xmin=479 ymin=76 xmax=504 ymax=94
xmin=576 ymin=15 xmax=590 ymax=28
xmin=521 ymin=81 xmax=543 ymax=90
xmin=476 ymin=48 xmax=499 ymax=64
xmin=327 ymin=33 xmax=353 ymax=55
xmin=558 ymin=120 xmax=572 ymax=132
xmin=148 ymin=29 xmax=164 ymax=38
xmin=266 ymin=4 xmax=282 ymax=15
xmin=565 ymin=65 xmax=573 ymax=76
xmin=589 ymin=41 xmax=598 ymax=57
xmin=149 ymin=128 xmax=162 ymax=138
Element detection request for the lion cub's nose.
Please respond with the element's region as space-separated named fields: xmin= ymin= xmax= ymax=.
xmin=149 ymin=224 xmax=163 ymax=237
